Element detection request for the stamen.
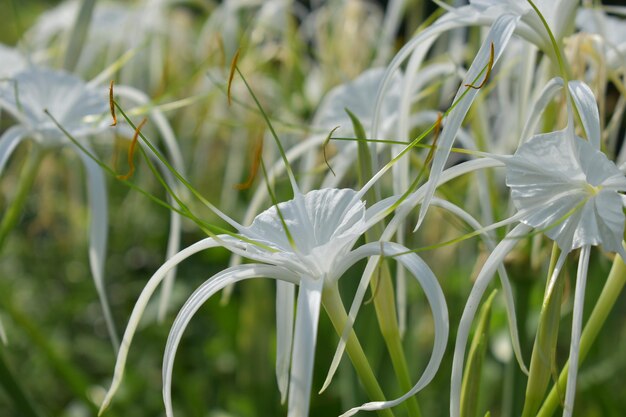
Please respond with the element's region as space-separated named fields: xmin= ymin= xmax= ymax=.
xmin=323 ymin=126 xmax=340 ymax=177
xmin=117 ymin=118 xmax=147 ymax=180
xmin=109 ymin=80 xmax=117 ymax=126
xmin=227 ymin=49 xmax=241 ymax=106
xmin=465 ymin=42 xmax=495 ymax=90
xmin=235 ymin=134 xmax=263 ymax=190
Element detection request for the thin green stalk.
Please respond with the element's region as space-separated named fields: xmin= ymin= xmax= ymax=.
xmin=350 ymin=110 xmax=422 ymax=417
xmin=536 ymin=251 xmax=626 ymax=417
xmin=323 ymin=284 xmax=395 ymax=417
xmin=0 ymin=144 xmax=45 ymax=251
xmin=0 ymin=345 xmax=46 ymax=417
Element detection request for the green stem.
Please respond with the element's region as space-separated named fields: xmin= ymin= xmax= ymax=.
xmin=0 ymin=144 xmax=45 ymax=251
xmin=323 ymin=284 xmax=395 ymax=417
xmin=371 ymin=264 xmax=423 ymax=417
xmin=536 ymin=252 xmax=626 ymax=417
xmin=0 ymin=345 xmax=46 ymax=417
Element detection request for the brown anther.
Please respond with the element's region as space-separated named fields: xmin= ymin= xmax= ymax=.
xmin=117 ymin=118 xmax=147 ymax=180
xmin=227 ymin=49 xmax=241 ymax=106
xmin=235 ymin=133 xmax=264 ymax=190
xmin=109 ymin=80 xmax=117 ymax=126
xmin=465 ymin=42 xmax=495 ymax=90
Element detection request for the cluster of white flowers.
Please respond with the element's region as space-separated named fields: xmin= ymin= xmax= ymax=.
xmin=1 ymin=1 xmax=625 ymax=417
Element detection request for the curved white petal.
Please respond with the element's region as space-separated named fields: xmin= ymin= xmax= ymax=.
xmin=276 ymin=281 xmax=295 ymax=403
xmin=77 ymin=145 xmax=119 ymax=351
xmin=0 ymin=126 xmax=27 ymax=175
xmin=162 ymin=264 xmax=298 ymax=417
xmin=100 ymin=236 xmax=248 ymax=413
xmin=287 ymin=277 xmax=324 ymax=417
xmin=563 ymin=245 xmax=591 ymax=417
xmin=450 ymin=224 xmax=531 ymax=417
xmin=520 ymin=77 xmax=564 ymax=144
xmin=0 ymin=316 xmax=7 ymax=345
xmin=336 ymin=241 xmax=448 ymax=417
xmin=429 ymin=198 xmax=527 ymax=374
xmin=325 ymin=158 xmax=505 ymax=389
xmin=416 ymin=13 xmax=520 ymax=230
xmin=568 ymin=81 xmax=601 ymax=149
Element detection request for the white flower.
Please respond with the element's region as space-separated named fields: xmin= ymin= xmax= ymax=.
xmin=99 ymin=187 xmax=449 ymax=417
xmin=506 ymin=129 xmax=626 ymax=255
xmin=449 ymin=80 xmax=626 ymax=417
xmin=0 ymin=68 xmax=108 ymax=147
xmin=0 ymin=67 xmax=185 ymax=347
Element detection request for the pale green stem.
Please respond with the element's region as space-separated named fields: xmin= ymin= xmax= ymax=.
xmin=536 ymin=251 xmax=626 ymax=417
xmin=323 ymin=284 xmax=395 ymax=417
xmin=370 ymin=263 xmax=423 ymax=417
xmin=0 ymin=144 xmax=45 ymax=251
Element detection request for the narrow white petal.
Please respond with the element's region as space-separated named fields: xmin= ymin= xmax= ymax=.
xmin=338 ymin=241 xmax=448 ymax=416
xmin=0 ymin=126 xmax=27 ymax=175
xmin=100 ymin=237 xmax=224 ymax=413
xmin=287 ymin=277 xmax=324 ymax=417
xmin=451 ymin=224 xmax=531 ymax=417
xmin=276 ymin=281 xmax=295 ymax=403
xmin=77 ymin=147 xmax=119 ymax=351
xmin=163 ymin=264 xmax=297 ymax=417
xmin=520 ymin=77 xmax=564 ymax=143
xmin=157 ymin=210 xmax=183 ymax=321
xmin=563 ymin=245 xmax=591 ymax=417
xmin=0 ymin=316 xmax=7 ymax=345
xmin=568 ymin=81 xmax=601 ymax=149
xmin=416 ymin=13 xmax=519 ymax=230
xmin=325 ymin=158 xmax=506 ymax=389
xmin=544 ymin=249 xmax=569 ymax=304
xmin=430 ymin=198 xmax=527 ymax=374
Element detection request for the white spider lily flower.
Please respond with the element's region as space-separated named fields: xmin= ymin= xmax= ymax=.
xmin=365 ymin=0 xmax=580 ymax=232
xmin=100 ymin=187 xmax=449 ymax=417
xmin=0 ymin=67 xmax=184 ymax=347
xmin=450 ymin=80 xmax=626 ymax=417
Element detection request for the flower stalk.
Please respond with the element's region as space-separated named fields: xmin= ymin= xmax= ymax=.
xmin=536 ymin=248 xmax=626 ymax=417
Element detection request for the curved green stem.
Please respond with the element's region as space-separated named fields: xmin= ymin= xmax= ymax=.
xmin=536 ymin=251 xmax=626 ymax=417
xmin=0 ymin=143 xmax=45 ymax=252
xmin=323 ymin=284 xmax=395 ymax=417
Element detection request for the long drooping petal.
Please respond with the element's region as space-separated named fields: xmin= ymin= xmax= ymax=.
xmin=76 ymin=144 xmax=119 ymax=351
xmin=0 ymin=126 xmax=27 ymax=175
xmin=276 ymin=280 xmax=295 ymax=403
xmin=563 ymin=245 xmax=591 ymax=417
xmin=162 ymin=264 xmax=298 ymax=417
xmin=451 ymin=223 xmax=531 ymax=417
xmin=568 ymin=81 xmax=601 ymax=149
xmin=324 ymin=159 xmax=505 ymax=389
xmin=287 ymin=277 xmax=324 ymax=417
xmin=416 ymin=13 xmax=519 ymax=230
xmin=333 ymin=241 xmax=448 ymax=417
xmin=99 ymin=236 xmax=250 ymax=413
